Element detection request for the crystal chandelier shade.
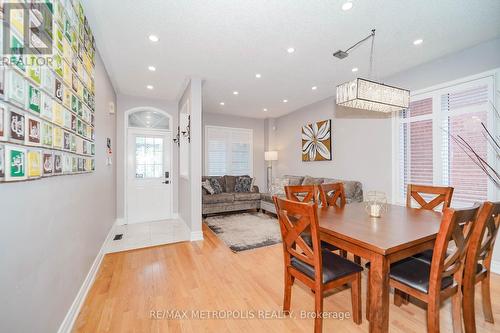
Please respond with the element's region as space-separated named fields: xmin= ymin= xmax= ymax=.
xmin=336 ymin=78 xmax=410 ymax=113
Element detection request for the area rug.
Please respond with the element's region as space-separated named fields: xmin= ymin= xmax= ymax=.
xmin=204 ymin=212 xmax=282 ymax=252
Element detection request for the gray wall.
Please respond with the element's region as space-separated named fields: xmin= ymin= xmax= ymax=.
xmin=116 ymin=94 xmax=179 ymax=220
xmin=0 ymin=52 xmax=117 ymax=333
xmin=203 ymin=113 xmax=267 ymax=191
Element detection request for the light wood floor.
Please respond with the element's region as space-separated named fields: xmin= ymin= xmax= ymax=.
xmin=74 ymin=224 xmax=500 ymax=332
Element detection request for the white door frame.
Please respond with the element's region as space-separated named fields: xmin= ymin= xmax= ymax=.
xmin=124 ymin=107 xmax=173 ymax=224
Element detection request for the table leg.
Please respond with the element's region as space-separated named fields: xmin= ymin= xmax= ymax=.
xmin=369 ymin=253 xmax=390 ymax=333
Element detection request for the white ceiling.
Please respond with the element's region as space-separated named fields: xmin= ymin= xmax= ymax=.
xmin=81 ymin=0 xmax=500 ymax=119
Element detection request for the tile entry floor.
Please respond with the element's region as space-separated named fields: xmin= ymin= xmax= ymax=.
xmin=105 ymin=218 xmax=190 ymax=253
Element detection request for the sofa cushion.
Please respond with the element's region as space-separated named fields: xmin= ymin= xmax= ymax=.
xmin=203 ymin=193 xmax=235 ymax=204
xmin=283 ymin=175 xmax=305 ymax=186
xmin=224 ymin=175 xmax=237 ymax=192
xmin=322 ymin=178 xmax=363 ymax=203
xmin=202 ymin=180 xmax=215 ymax=195
xmin=302 ymin=176 xmax=324 ymax=186
xmin=208 ymin=177 xmax=224 ymax=194
xmin=261 ymin=193 xmax=285 ymax=203
xmin=270 ymin=178 xmax=290 ymax=195
xmin=234 ymin=192 xmax=261 ymax=201
xmin=235 ymin=176 xmax=253 ymax=192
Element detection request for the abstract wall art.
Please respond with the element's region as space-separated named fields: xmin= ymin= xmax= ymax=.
xmin=302 ymin=119 xmax=332 ymax=162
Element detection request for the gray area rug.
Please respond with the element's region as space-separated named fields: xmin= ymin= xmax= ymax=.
xmin=204 ymin=212 xmax=282 ymax=252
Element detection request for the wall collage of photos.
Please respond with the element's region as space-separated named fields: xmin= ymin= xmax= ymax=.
xmin=0 ymin=0 xmax=96 ymax=182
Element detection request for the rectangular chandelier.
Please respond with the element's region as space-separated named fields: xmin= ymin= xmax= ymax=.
xmin=336 ymin=78 xmax=410 ymax=113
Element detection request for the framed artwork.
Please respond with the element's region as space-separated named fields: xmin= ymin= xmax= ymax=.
xmin=0 ymin=105 xmax=6 ymax=141
xmin=82 ymin=140 xmax=88 ymax=155
xmin=41 ymin=67 xmax=55 ymax=96
xmin=42 ymin=152 xmax=53 ymax=176
xmin=27 ymin=150 xmax=42 ymax=178
xmin=54 ymin=53 xmax=64 ymax=77
xmin=77 ymin=118 xmax=83 ymax=135
xmin=63 ymin=131 xmax=71 ymax=150
xmin=41 ymin=121 xmax=53 ymax=147
xmin=40 ymin=93 xmax=53 ymax=120
xmin=71 ymin=94 xmax=78 ymax=113
xmin=72 ymin=156 xmax=77 ymax=172
xmin=28 ymin=85 xmax=41 ymax=114
xmin=54 ymin=78 xmax=63 ymax=102
xmin=0 ymin=145 xmax=5 ymax=179
xmin=6 ymin=69 xmax=27 ymax=107
xmin=71 ymin=113 xmax=77 ymax=132
xmin=63 ymin=153 xmax=72 ymax=173
xmin=5 ymin=145 xmax=27 ymax=181
xmin=70 ymin=134 xmax=76 ymax=152
xmin=63 ymin=61 xmax=72 ymax=85
xmin=85 ymin=158 xmax=91 ymax=172
xmin=91 ymin=159 xmax=95 ymax=171
xmin=63 ymin=109 xmax=72 ymax=129
xmin=0 ymin=66 xmax=5 ymax=98
xmin=27 ymin=64 xmax=42 ymax=86
xmin=26 ymin=116 xmax=41 ymax=146
xmin=77 ymin=157 xmax=84 ymax=172
xmin=52 ymin=102 xmax=64 ymax=126
xmin=53 ymin=126 xmax=63 ymax=149
xmin=302 ymin=119 xmax=332 ymax=162
xmin=54 ymin=153 xmax=63 ymax=174
xmin=9 ymin=109 xmax=26 ymax=143
xmin=63 ymin=88 xmax=72 ymax=109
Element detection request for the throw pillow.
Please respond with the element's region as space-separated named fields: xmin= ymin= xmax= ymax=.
xmin=202 ymin=180 xmax=215 ymax=195
xmin=270 ymin=178 xmax=290 ymax=196
xmin=209 ymin=177 xmax=224 ymax=194
xmin=302 ymin=175 xmax=324 ymax=186
xmin=234 ymin=176 xmax=253 ymax=192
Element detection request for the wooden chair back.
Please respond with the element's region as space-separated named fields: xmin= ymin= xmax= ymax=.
xmin=319 ymin=183 xmax=346 ymax=208
xmin=285 ymin=185 xmax=320 ymax=204
xmin=273 ymin=196 xmax=322 ymax=282
xmin=406 ymin=184 xmax=454 ymax=212
xmin=428 ymin=205 xmax=481 ymax=295
xmin=464 ymin=202 xmax=500 ymax=277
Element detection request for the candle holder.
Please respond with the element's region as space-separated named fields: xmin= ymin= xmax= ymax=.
xmin=364 ymin=191 xmax=388 ymax=218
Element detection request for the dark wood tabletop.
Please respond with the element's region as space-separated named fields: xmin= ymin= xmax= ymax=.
xmin=318 ymin=202 xmax=443 ymax=255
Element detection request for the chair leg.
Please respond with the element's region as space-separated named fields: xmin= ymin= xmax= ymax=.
xmin=314 ymin=286 xmax=324 ymax=333
xmin=394 ymin=289 xmax=405 ymax=307
xmin=354 ymin=255 xmax=361 ymax=265
xmin=283 ymin=271 xmax=293 ymax=314
xmin=366 ymin=269 xmax=371 ymax=321
xmin=481 ymin=274 xmax=494 ymax=323
xmin=451 ymin=290 xmax=463 ymax=333
xmin=462 ymin=281 xmax=476 ymax=333
xmin=351 ymin=273 xmax=362 ymax=325
xmin=340 ymin=250 xmax=348 ymax=258
xmin=427 ymin=300 xmax=440 ymax=333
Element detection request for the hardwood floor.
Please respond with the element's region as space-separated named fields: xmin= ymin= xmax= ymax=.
xmin=74 ymin=224 xmax=500 ymax=332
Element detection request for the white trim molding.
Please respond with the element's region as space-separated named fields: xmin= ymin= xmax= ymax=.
xmin=190 ymin=231 xmax=204 ymax=241
xmin=57 ymin=223 xmax=115 ymax=333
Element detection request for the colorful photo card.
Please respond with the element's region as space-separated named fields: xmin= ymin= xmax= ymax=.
xmin=5 ymin=145 xmax=27 ymax=181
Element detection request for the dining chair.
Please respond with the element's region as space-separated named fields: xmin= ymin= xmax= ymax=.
xmin=382 ymin=205 xmax=488 ymax=333
xmin=407 ymin=184 xmax=454 ymax=212
xmin=319 ymin=183 xmax=361 ymax=265
xmin=285 ymin=185 xmax=339 ymax=252
xmin=273 ymin=196 xmax=363 ymax=333
xmin=462 ymin=202 xmax=500 ymax=333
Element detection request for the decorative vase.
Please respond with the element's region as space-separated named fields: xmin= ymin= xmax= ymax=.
xmin=365 ymin=191 xmax=388 ymax=218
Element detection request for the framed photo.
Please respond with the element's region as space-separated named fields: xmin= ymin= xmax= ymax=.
xmin=25 ymin=116 xmax=41 ymax=146
xmin=63 ymin=87 xmax=72 ymax=109
xmin=5 ymin=69 xmax=27 ymax=108
xmin=0 ymin=145 xmax=5 ymax=179
xmin=70 ymin=133 xmax=76 ymax=152
xmin=27 ymin=64 xmax=42 ymax=86
xmin=71 ymin=113 xmax=77 ymax=132
xmin=40 ymin=92 xmax=53 ymax=120
xmin=9 ymin=109 xmax=26 ymax=143
xmin=52 ymin=102 xmax=64 ymax=126
xmin=82 ymin=140 xmax=88 ymax=155
xmin=27 ymin=150 xmax=42 ymax=178
xmin=63 ymin=109 xmax=72 ymax=129
xmin=5 ymin=145 xmax=27 ymax=181
xmin=71 ymin=94 xmax=78 ymax=113
xmin=42 ymin=151 xmax=53 ymax=176
xmin=77 ymin=157 xmax=84 ymax=172
xmin=0 ymin=104 xmax=6 ymax=141
xmin=54 ymin=153 xmax=63 ymax=175
xmin=41 ymin=121 xmax=53 ymax=148
xmin=0 ymin=66 xmax=5 ymax=98
xmin=41 ymin=66 xmax=55 ymax=96
xmin=63 ymin=131 xmax=71 ymax=150
xmin=72 ymin=156 xmax=77 ymax=172
xmin=28 ymin=84 xmax=41 ymax=114
xmin=63 ymin=153 xmax=72 ymax=174
xmin=53 ymin=125 xmax=63 ymax=149
xmin=55 ymin=78 xmax=63 ymax=102
xmin=54 ymin=52 xmax=64 ymax=77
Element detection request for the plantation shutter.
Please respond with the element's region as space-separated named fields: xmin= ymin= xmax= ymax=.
xmin=205 ymin=126 xmax=253 ymax=176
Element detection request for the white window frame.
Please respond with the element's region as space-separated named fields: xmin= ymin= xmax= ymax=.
xmin=392 ymin=69 xmax=500 ymax=205
xmin=204 ymin=125 xmax=254 ymax=177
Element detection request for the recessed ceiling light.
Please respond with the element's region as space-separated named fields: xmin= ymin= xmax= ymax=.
xmin=413 ymin=39 xmax=423 ymax=46
xmin=283 ymin=99 xmax=288 ymax=103
xmin=342 ymin=1 xmax=353 ymax=11
xmin=263 ymin=108 xmax=268 ymax=112
xmin=352 ymin=67 xmax=359 ymax=72
xmin=255 ymin=73 xmax=262 ymax=78
xmin=220 ymin=102 xmax=225 ymax=106
xmin=287 ymin=47 xmax=295 ymax=54
xmin=233 ymin=91 xmax=239 ymax=95
xmin=147 ymin=85 xmax=154 ymax=90
xmin=148 ymin=66 xmax=156 ymax=72
xmin=312 ymin=86 xmax=318 ymax=90
xmin=148 ymin=35 xmax=159 ymax=42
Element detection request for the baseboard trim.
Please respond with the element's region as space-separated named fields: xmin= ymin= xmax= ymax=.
xmin=190 ymin=230 xmax=204 ymax=241
xmin=115 ymin=218 xmax=125 ymax=226
xmin=491 ymin=260 xmax=500 ymax=275
xmin=57 ymin=222 xmax=116 ymax=333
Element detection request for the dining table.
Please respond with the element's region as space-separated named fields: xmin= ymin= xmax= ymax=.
xmin=317 ymin=202 xmax=443 ymax=333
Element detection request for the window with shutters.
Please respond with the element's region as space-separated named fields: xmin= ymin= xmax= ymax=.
xmin=205 ymin=126 xmax=253 ymax=177
xmin=396 ymin=72 xmax=498 ymax=207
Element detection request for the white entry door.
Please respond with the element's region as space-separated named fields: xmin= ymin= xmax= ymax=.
xmin=127 ymin=129 xmax=172 ymax=224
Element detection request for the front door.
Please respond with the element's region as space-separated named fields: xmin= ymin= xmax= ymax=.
xmin=127 ymin=129 xmax=172 ymax=224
